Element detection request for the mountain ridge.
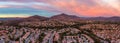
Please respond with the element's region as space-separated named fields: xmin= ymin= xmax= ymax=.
xmin=0 ymin=13 xmax=120 ymax=21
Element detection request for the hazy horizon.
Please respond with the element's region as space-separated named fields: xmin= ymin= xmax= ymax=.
xmin=0 ymin=14 xmax=120 ymax=18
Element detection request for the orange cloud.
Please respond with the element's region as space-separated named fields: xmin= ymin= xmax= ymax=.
xmin=45 ymin=0 xmax=120 ymax=17
xmin=74 ymin=5 xmax=120 ymax=17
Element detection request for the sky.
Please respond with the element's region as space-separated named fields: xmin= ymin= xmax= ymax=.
xmin=0 ymin=0 xmax=120 ymax=17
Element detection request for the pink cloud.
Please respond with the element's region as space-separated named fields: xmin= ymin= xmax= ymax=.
xmin=0 ymin=0 xmax=120 ymax=17
xmin=40 ymin=0 xmax=120 ymax=17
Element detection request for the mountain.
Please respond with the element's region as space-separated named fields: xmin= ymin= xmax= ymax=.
xmin=1 ymin=14 xmax=120 ymax=26
xmin=50 ymin=13 xmax=82 ymax=21
xmin=1 ymin=15 xmax=48 ymax=26
xmin=28 ymin=15 xmax=48 ymax=19
xmin=106 ymin=16 xmax=120 ymax=21
xmin=23 ymin=15 xmax=48 ymax=21
xmin=82 ymin=16 xmax=120 ymax=21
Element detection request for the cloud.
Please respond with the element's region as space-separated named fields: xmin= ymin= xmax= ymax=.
xmin=94 ymin=0 xmax=120 ymax=12
xmin=0 ymin=5 xmax=10 ymax=8
xmin=0 ymin=0 xmax=120 ymax=17
xmin=38 ymin=0 xmax=120 ymax=17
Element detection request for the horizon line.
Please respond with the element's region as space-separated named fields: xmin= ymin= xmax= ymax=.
xmin=0 ymin=15 xmax=120 ymax=18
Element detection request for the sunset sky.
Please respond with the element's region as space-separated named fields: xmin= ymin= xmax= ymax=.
xmin=0 ymin=0 xmax=120 ymax=17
